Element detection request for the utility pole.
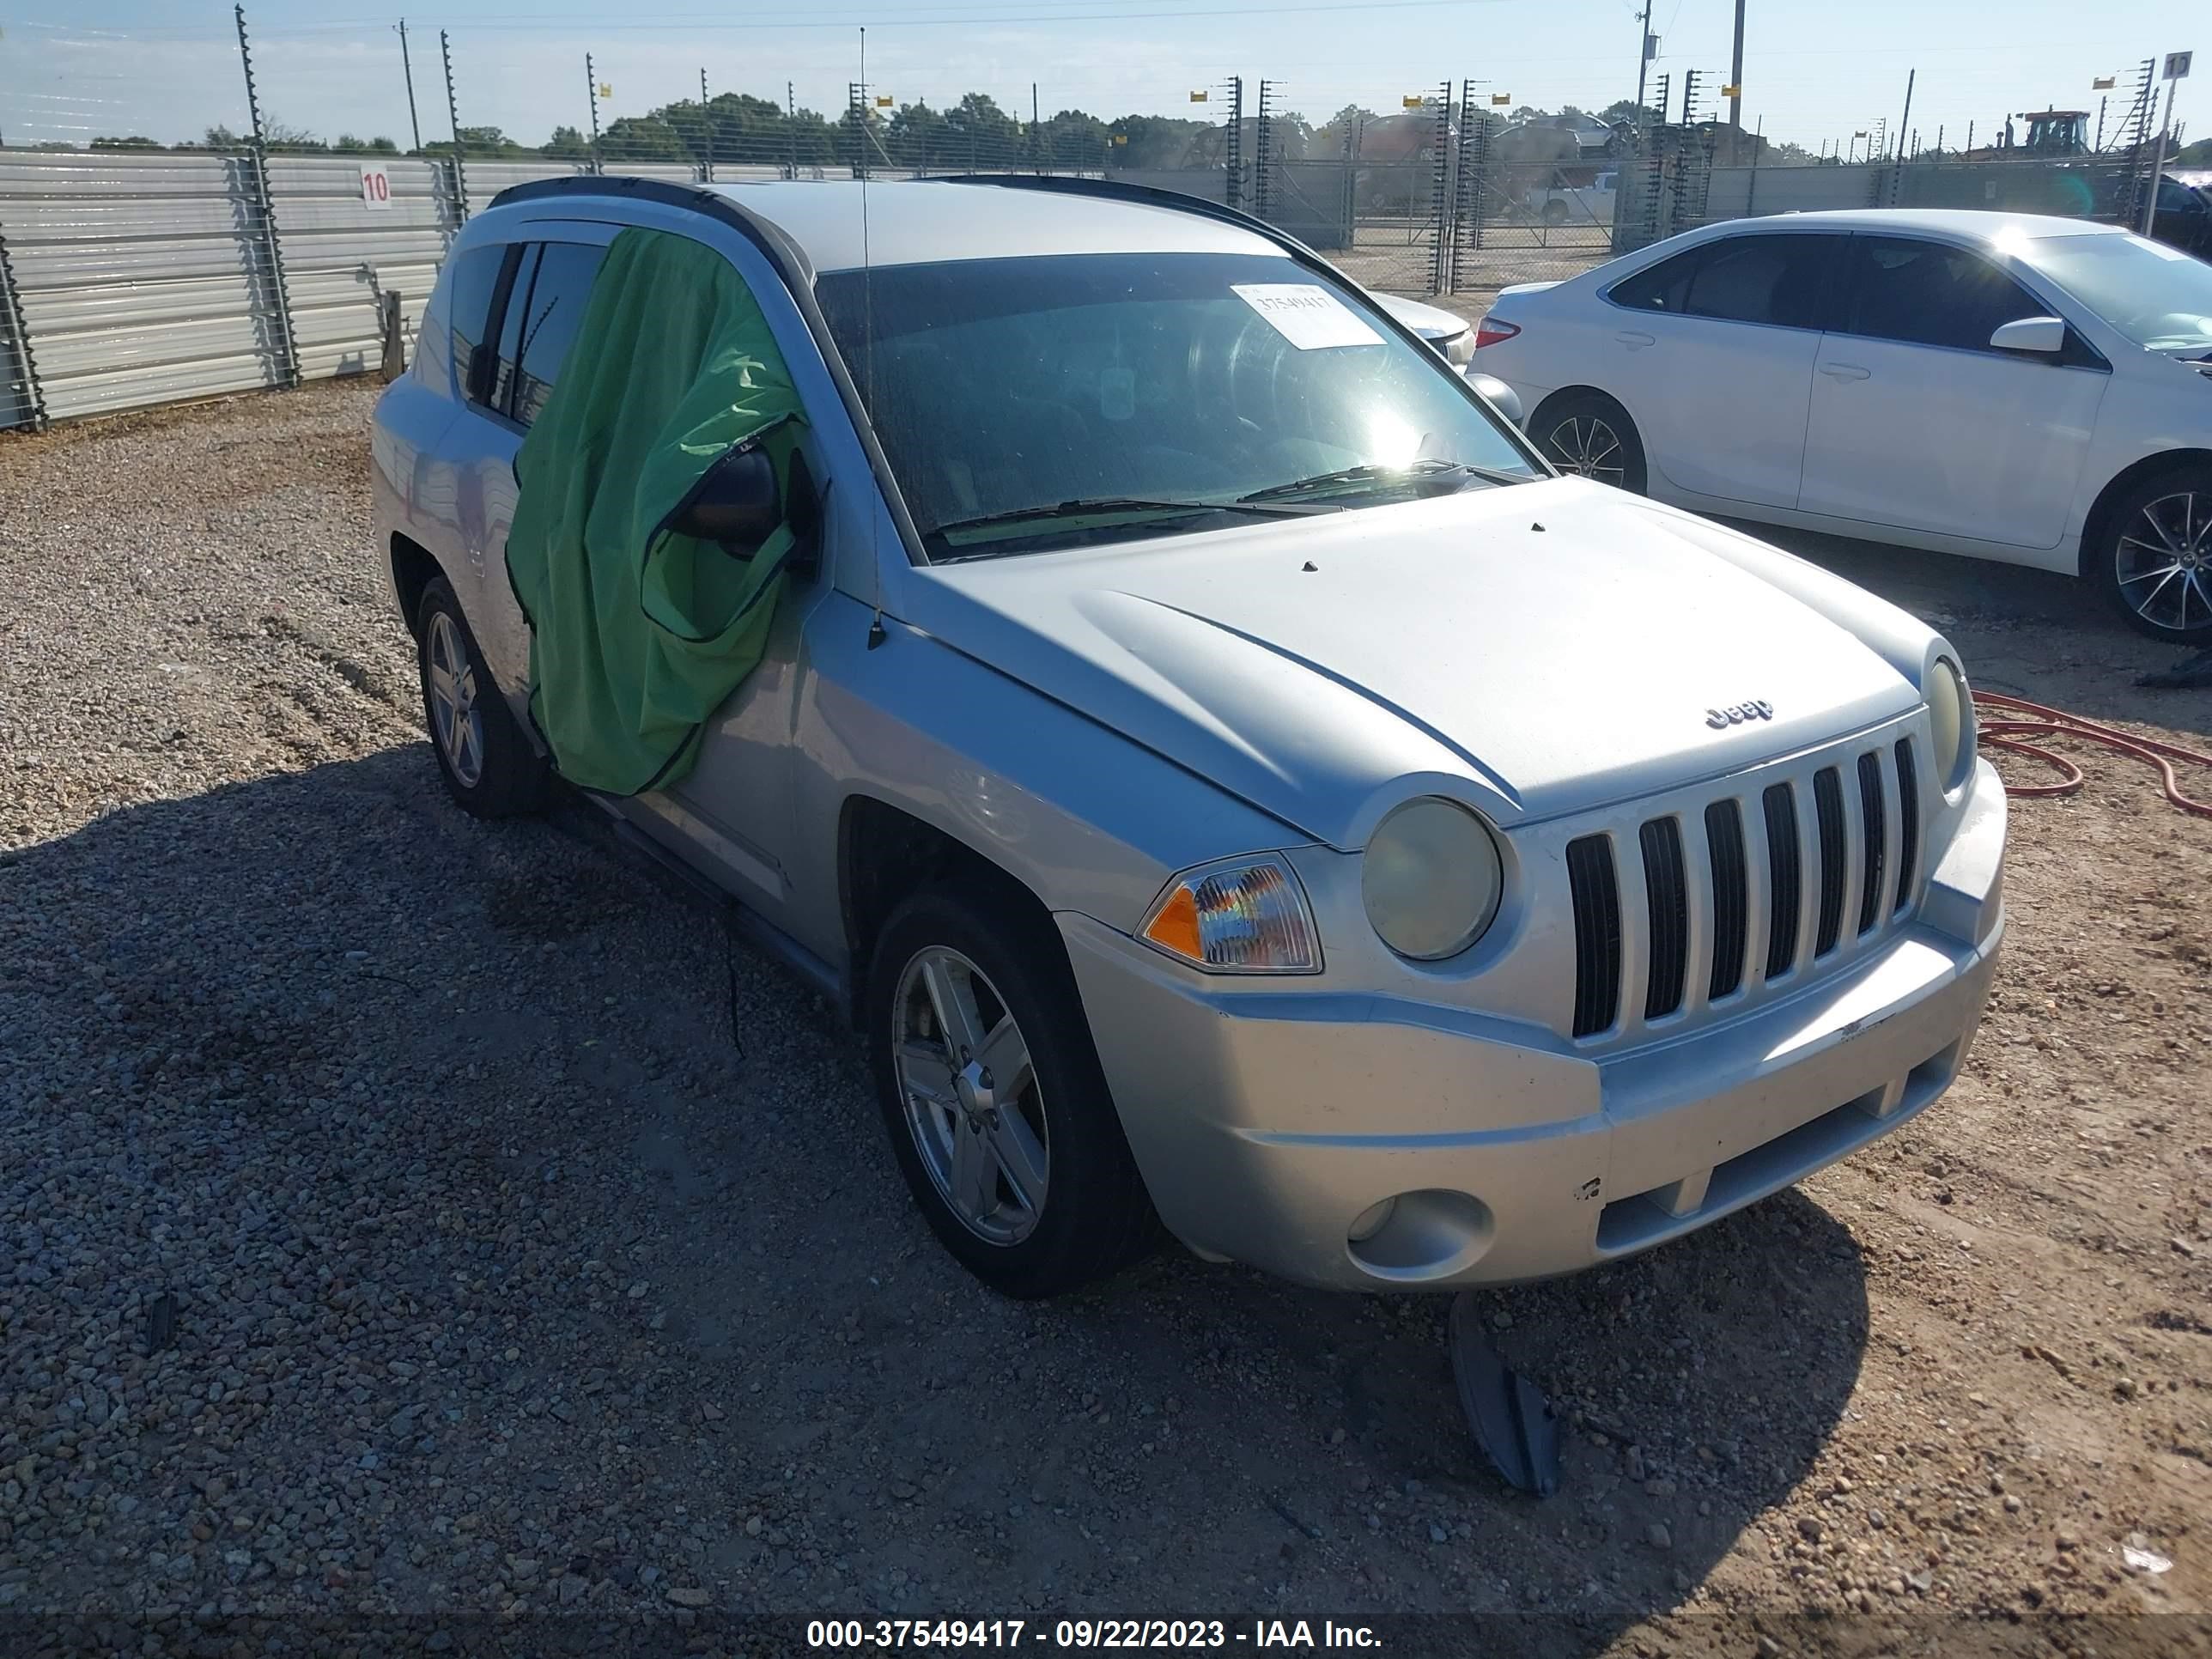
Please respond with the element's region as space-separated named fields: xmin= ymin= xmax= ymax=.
xmin=586 ymin=52 xmax=603 ymax=173
xmin=396 ymin=19 xmax=422 ymax=154
xmin=1895 ymin=68 xmax=1915 ymax=161
xmin=1634 ymin=4 xmax=1655 ymax=117
xmin=1729 ymin=0 xmax=1746 ymax=127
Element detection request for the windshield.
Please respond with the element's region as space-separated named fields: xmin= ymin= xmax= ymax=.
xmin=816 ymin=252 xmax=1538 ymax=559
xmin=2025 ymin=232 xmax=2212 ymax=352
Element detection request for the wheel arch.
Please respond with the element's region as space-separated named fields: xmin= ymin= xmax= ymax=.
xmin=836 ymin=793 xmax=1066 ymax=1028
xmin=389 ymin=532 xmax=446 ymax=639
xmin=1528 ymin=383 xmax=1638 ymax=436
xmin=2076 ymin=447 xmax=2212 ymax=578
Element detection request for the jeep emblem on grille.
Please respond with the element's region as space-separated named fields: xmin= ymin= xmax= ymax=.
xmin=1705 ymin=700 xmax=1774 ymax=730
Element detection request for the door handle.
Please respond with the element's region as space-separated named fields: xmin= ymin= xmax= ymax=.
xmin=1614 ymin=331 xmax=1656 ymax=350
xmin=1820 ymin=363 xmax=1871 ymax=382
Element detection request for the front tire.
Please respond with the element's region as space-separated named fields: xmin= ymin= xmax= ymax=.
xmin=1532 ymin=391 xmax=1647 ymax=493
xmin=866 ymin=886 xmax=1158 ymax=1298
xmin=414 ymin=576 xmax=552 ymax=817
xmin=2093 ymin=465 xmax=2212 ymax=644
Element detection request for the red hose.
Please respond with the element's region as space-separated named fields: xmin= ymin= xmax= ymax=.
xmin=1972 ymin=691 xmax=2212 ymax=819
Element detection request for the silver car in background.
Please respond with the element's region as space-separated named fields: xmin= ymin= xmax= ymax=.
xmin=372 ymin=176 xmax=2006 ymax=1299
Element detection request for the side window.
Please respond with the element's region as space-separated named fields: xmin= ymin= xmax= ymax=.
xmin=490 ymin=246 xmax=541 ymax=414
xmin=443 ymin=245 xmax=508 ymax=397
xmin=1840 ymin=236 xmax=2045 ymax=353
xmin=1680 ymin=234 xmax=1839 ymax=329
xmin=509 ymin=242 xmax=608 ymax=428
xmin=1607 ymin=246 xmax=1703 ymax=313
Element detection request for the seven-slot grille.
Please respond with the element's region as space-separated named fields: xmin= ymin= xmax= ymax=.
xmin=1567 ymin=737 xmax=1923 ymax=1040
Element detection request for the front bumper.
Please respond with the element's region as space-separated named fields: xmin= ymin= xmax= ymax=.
xmin=1063 ymin=759 xmax=2007 ymax=1291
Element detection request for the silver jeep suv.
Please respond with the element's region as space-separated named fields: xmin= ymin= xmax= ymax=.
xmin=371 ymin=175 xmax=2006 ymax=1298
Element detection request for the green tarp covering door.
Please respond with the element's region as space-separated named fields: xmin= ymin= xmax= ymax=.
xmin=506 ymin=226 xmax=807 ymax=796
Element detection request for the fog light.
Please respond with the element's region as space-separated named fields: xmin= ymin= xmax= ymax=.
xmin=1344 ymin=1189 xmax=1496 ymax=1283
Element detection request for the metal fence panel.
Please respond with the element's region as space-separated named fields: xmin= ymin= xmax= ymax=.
xmin=268 ymin=157 xmax=457 ymax=383
xmin=0 ymin=149 xmax=286 ymax=423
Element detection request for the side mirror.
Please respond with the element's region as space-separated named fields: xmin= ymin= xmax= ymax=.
xmin=1989 ymin=315 xmax=2066 ymax=355
xmin=1461 ymin=367 xmax=1525 ymax=427
xmin=675 ymin=443 xmax=781 ymax=556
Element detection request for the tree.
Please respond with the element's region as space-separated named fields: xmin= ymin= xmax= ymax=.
xmin=600 ymin=114 xmax=689 ymax=162
xmin=332 ymin=133 xmax=398 ymax=154
xmin=422 ymin=125 xmax=532 ymax=159
xmin=939 ymin=91 xmax=1019 ymax=167
xmin=1040 ymin=107 xmax=1109 ymax=171
xmin=1313 ymin=104 xmax=1378 ymax=156
xmin=263 ymin=119 xmax=325 ymax=153
xmin=2173 ymin=136 xmax=2212 ymax=167
xmin=1261 ymin=108 xmax=1314 ymax=163
xmin=542 ymin=125 xmax=592 ymax=161
xmin=90 ymin=135 xmax=163 ymax=150
xmin=1102 ymin=112 xmax=1218 ymax=169
xmin=886 ymin=100 xmax=951 ymax=168
xmin=1598 ymin=99 xmax=1646 ymax=126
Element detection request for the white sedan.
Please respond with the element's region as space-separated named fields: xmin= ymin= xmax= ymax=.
xmin=1474 ymin=210 xmax=2212 ymax=642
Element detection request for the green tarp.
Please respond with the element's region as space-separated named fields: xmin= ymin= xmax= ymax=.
xmin=507 ymin=227 xmax=806 ymax=796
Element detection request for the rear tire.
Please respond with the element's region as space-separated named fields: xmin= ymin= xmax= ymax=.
xmin=1540 ymin=198 xmax=1570 ymax=227
xmin=2091 ymin=465 xmax=2212 ymax=644
xmin=1532 ymin=391 xmax=1647 ymax=493
xmin=866 ymin=885 xmax=1158 ymax=1299
xmin=414 ymin=576 xmax=552 ymax=817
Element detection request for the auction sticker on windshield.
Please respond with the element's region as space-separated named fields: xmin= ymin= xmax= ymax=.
xmin=1231 ymin=283 xmax=1384 ymax=349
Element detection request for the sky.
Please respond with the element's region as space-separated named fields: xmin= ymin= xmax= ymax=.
xmin=0 ymin=0 xmax=2202 ymax=160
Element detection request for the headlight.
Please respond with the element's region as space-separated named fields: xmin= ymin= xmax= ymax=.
xmin=1362 ymin=797 xmax=1504 ymax=961
xmin=1139 ymin=855 xmax=1320 ymax=973
xmin=1925 ymin=656 xmax=1974 ymax=792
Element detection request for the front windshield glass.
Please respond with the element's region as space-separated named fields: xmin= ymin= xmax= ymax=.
xmin=816 ymin=252 xmax=1539 ymax=559
xmin=2025 ymin=232 xmax=2212 ymax=352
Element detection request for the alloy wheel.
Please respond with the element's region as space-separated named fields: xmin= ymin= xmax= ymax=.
xmin=2114 ymin=490 xmax=2212 ymax=635
xmin=1545 ymin=416 xmax=1626 ymax=486
xmin=424 ymin=609 xmax=485 ymax=787
xmin=892 ymin=946 xmax=1050 ymax=1247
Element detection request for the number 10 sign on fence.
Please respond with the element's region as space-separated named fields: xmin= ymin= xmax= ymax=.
xmin=360 ymin=164 xmax=393 ymax=209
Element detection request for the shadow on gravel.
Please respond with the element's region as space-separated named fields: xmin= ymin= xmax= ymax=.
xmin=2 ymin=749 xmax=1868 ymax=1649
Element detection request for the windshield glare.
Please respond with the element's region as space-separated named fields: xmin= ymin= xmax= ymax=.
xmin=2026 ymin=231 xmax=2212 ymax=351
xmin=816 ymin=252 xmax=1536 ymax=557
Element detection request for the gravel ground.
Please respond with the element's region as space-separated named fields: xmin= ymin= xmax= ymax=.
xmin=3 ymin=381 xmax=2209 ymax=1657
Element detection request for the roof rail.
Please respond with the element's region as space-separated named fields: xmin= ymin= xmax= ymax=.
xmin=484 ymin=171 xmax=725 ymax=216
xmin=935 ymin=173 xmax=1326 ymax=266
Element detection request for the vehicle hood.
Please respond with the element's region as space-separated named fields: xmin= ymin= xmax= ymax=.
xmin=900 ymin=480 xmax=1929 ymax=848
xmin=1372 ymin=291 xmax=1470 ymax=340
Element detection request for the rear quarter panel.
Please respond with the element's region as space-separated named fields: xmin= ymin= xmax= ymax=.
xmin=369 ymin=291 xmax=465 ymax=627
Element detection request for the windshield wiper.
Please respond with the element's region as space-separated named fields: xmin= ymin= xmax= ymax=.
xmin=1238 ymin=458 xmax=1529 ymax=504
xmin=932 ymin=495 xmax=1329 ymax=541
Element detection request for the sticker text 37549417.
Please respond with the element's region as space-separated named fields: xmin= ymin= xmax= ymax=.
xmin=1231 ymin=284 xmax=1384 ymax=350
